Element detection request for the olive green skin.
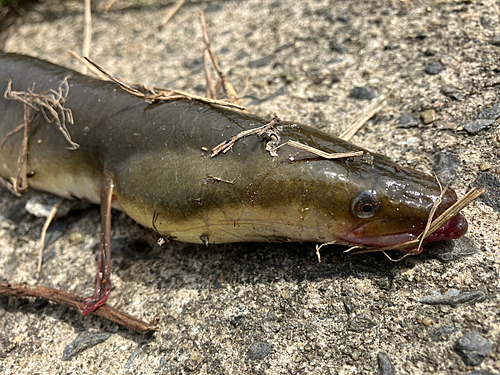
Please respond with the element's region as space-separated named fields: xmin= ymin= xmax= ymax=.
xmin=0 ymin=53 xmax=456 ymax=246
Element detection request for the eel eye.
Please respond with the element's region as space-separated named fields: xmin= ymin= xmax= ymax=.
xmin=351 ymin=190 xmax=381 ymax=218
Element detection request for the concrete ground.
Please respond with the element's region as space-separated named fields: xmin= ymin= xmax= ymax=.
xmin=0 ymin=0 xmax=499 ymax=374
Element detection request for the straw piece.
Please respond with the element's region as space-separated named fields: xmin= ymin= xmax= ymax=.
xmin=83 ymin=0 xmax=92 ymax=75
xmin=160 ymin=0 xmax=186 ymax=27
xmin=83 ymin=57 xmax=246 ymax=110
xmin=340 ymin=91 xmax=390 ymax=141
xmin=38 ymin=198 xmax=64 ymax=272
xmin=283 ymin=140 xmax=363 ymax=159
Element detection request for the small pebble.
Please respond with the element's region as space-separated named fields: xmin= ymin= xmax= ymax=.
xmin=420 ymin=109 xmax=436 ymax=124
xmin=465 ymin=103 xmax=500 ymax=134
xmin=248 ymin=56 xmax=274 ymax=68
xmin=465 ymin=119 xmax=495 ymax=134
xmin=384 ymin=43 xmax=399 ymax=50
xmin=418 ymin=289 xmax=486 ymax=307
xmin=266 ymin=313 xmax=277 ymax=321
xmin=262 ymin=322 xmax=280 ymax=333
xmin=424 ymin=62 xmax=444 ymax=75
xmin=348 ymin=315 xmax=376 ymax=333
xmin=422 ymin=317 xmax=434 ymax=326
xmin=432 ymin=325 xmax=458 ymax=342
xmin=310 ymin=95 xmax=330 ymax=103
xmin=397 ymin=113 xmax=419 ymax=128
xmin=433 ymin=151 xmax=460 ymax=185
xmin=489 ymin=35 xmax=500 ymax=47
xmin=69 ymin=232 xmax=84 ymax=244
xmin=441 ymin=86 xmax=463 ymax=101
xmin=349 ymin=87 xmax=376 ymax=100
xmin=480 ymin=162 xmax=492 ymax=171
xmin=480 ymin=16 xmax=493 ymax=29
xmin=426 ymin=236 xmax=479 ymax=263
xmin=247 ymin=341 xmax=271 ymax=361
xmin=62 ymin=331 xmax=113 ymax=361
xmin=350 ymin=350 xmax=361 ymax=361
xmin=377 ymin=351 xmax=395 ymax=375
xmin=329 ymin=41 xmax=347 ymax=54
xmin=454 ymin=332 xmax=492 ymax=366
xmin=472 ymin=173 xmax=500 ymax=212
xmin=230 ymin=315 xmax=245 ymax=327
xmin=342 ymin=298 xmax=354 ymax=315
xmin=424 ymin=47 xmax=438 ymax=56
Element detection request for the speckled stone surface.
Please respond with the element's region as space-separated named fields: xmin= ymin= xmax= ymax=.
xmin=1 ymin=1 xmax=500 ymax=374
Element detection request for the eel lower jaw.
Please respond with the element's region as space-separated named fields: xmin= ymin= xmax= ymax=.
xmin=337 ymin=213 xmax=468 ymax=255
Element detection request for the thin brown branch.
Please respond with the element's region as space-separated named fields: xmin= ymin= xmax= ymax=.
xmin=340 ymin=91 xmax=391 ymax=141
xmin=0 ymin=282 xmax=157 ymax=333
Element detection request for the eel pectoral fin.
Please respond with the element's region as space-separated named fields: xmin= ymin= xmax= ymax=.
xmin=83 ymin=173 xmax=114 ymax=316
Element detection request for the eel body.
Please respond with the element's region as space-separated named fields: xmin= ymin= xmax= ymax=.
xmin=0 ymin=53 xmax=467 ymax=314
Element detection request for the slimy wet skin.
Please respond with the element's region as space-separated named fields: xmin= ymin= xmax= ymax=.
xmin=0 ymin=53 xmax=467 ymax=314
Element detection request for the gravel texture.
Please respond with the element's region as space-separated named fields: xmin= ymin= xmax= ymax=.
xmin=1 ymin=1 xmax=500 ymax=374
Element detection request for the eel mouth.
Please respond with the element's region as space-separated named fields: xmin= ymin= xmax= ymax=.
xmin=338 ymin=213 xmax=468 ymax=254
xmin=337 ymin=186 xmax=469 ymax=254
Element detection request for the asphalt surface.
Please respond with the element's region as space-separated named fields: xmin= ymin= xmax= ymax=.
xmin=0 ymin=1 xmax=499 ymax=374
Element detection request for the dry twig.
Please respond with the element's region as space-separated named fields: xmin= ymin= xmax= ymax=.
xmin=83 ymin=57 xmax=246 ymax=110
xmin=212 ymin=114 xmax=363 ymax=160
xmin=0 ymin=282 xmax=157 ymax=333
xmin=200 ymin=11 xmax=242 ymax=106
xmin=38 ymin=198 xmax=65 ymax=273
xmin=104 ymin=0 xmax=117 ymax=12
xmin=205 ymin=174 xmax=235 ymax=184
xmin=2 ymin=78 xmax=78 ymax=194
xmin=159 ymin=0 xmax=186 ymax=27
xmin=68 ymin=50 xmax=108 ymax=80
xmin=280 ymin=140 xmax=363 ymax=159
xmin=211 ymin=115 xmax=281 ymax=157
xmin=83 ymin=0 xmax=92 ymax=75
xmin=339 ymin=91 xmax=391 ymax=141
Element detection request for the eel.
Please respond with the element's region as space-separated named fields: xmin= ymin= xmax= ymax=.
xmin=0 ymin=52 xmax=467 ymax=315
